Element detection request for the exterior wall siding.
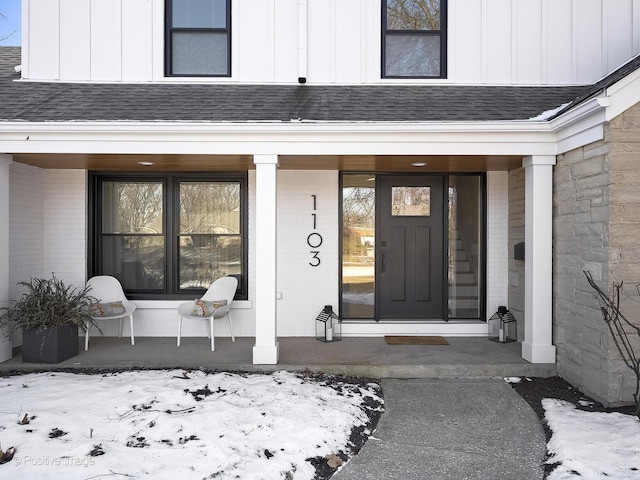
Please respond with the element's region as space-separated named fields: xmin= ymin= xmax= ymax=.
xmin=22 ymin=0 xmax=640 ymax=84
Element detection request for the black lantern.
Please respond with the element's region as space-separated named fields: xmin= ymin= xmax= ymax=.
xmin=488 ymin=306 xmax=517 ymax=343
xmin=315 ymin=305 xmax=341 ymax=343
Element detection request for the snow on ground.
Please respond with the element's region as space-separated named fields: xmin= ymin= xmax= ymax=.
xmin=544 ymin=398 xmax=640 ymax=480
xmin=0 ymin=370 xmax=383 ymax=480
xmin=4 ymin=370 xmax=640 ymax=480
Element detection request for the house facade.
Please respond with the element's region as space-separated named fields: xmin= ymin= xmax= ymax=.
xmin=1 ymin=0 xmax=640 ymax=406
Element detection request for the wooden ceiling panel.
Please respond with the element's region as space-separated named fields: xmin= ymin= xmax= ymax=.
xmin=11 ymin=153 xmax=522 ymax=172
xmin=11 ymin=153 xmax=255 ymax=171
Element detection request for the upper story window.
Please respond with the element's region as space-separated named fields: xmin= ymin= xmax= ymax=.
xmin=166 ymin=0 xmax=231 ymax=77
xmin=382 ymin=0 xmax=447 ymax=78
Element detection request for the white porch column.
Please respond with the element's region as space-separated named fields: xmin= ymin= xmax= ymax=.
xmin=0 ymin=154 xmax=13 ymax=362
xmin=252 ymin=154 xmax=279 ymax=364
xmin=522 ymin=155 xmax=556 ymax=363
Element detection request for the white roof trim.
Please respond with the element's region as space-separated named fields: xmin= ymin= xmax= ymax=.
xmin=605 ymin=66 xmax=640 ymax=121
xmin=0 ymin=120 xmax=562 ymax=156
xmin=0 ymin=90 xmax=617 ymax=158
xmin=551 ymin=96 xmax=609 ymax=154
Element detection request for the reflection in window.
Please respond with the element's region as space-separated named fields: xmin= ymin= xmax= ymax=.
xmin=166 ymin=0 xmax=231 ymax=76
xmin=448 ymin=175 xmax=482 ymax=319
xmin=101 ymin=182 xmax=165 ymax=291
xmin=392 ymin=186 xmax=431 ymax=216
xmin=342 ymin=175 xmax=376 ymax=319
xmin=383 ymin=0 xmax=446 ymax=78
xmin=178 ymin=182 xmax=241 ymax=289
xmin=92 ymin=174 xmax=247 ymax=299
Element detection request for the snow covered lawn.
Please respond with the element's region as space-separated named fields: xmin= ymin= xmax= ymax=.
xmin=0 ymin=370 xmax=383 ymax=480
xmin=507 ymin=376 xmax=640 ymax=480
xmin=543 ymin=399 xmax=640 ymax=480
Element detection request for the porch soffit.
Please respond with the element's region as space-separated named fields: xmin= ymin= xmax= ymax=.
xmin=10 ymin=152 xmax=522 ymax=172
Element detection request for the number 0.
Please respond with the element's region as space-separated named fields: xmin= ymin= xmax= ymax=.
xmin=307 ymin=232 xmax=323 ymax=248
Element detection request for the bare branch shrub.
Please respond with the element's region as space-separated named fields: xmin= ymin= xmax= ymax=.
xmin=584 ymin=270 xmax=640 ymax=418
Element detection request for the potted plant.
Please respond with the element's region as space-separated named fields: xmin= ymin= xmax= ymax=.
xmin=0 ymin=274 xmax=98 ymax=363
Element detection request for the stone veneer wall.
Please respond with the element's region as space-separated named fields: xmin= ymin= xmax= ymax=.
xmin=606 ymin=104 xmax=640 ymax=403
xmin=553 ymin=102 xmax=640 ymax=406
xmin=553 ymin=136 xmax=614 ymax=405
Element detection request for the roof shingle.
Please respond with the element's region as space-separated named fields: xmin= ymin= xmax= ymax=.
xmin=0 ymin=46 xmax=618 ymax=124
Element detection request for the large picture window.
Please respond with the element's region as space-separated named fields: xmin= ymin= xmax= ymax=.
xmin=165 ymin=0 xmax=231 ymax=76
xmin=382 ymin=0 xmax=447 ymax=78
xmin=89 ymin=173 xmax=247 ymax=300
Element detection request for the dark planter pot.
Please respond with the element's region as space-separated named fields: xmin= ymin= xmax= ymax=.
xmin=22 ymin=325 xmax=80 ymax=363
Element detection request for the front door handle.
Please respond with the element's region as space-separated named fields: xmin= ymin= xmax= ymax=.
xmin=381 ymin=251 xmax=386 ymax=272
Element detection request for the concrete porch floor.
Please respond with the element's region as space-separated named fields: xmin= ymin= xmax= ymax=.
xmin=0 ymin=336 xmax=556 ymax=378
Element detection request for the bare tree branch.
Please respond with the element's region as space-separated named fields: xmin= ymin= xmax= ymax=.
xmin=0 ymin=12 xmax=17 ymax=43
xmin=584 ymin=270 xmax=640 ymax=418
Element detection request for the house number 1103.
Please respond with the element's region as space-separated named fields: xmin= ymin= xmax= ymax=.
xmin=308 ymin=195 xmax=323 ymax=267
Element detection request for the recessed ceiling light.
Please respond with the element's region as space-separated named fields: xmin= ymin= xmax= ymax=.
xmin=138 ymin=161 xmax=155 ymax=166
xmin=411 ymin=162 xmax=427 ymax=167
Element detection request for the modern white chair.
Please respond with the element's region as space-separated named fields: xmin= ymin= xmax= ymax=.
xmin=85 ymin=275 xmax=136 ymax=351
xmin=177 ymin=276 xmax=238 ymax=351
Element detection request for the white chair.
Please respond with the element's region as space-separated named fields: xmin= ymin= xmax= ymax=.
xmin=177 ymin=276 xmax=238 ymax=351
xmin=85 ymin=275 xmax=136 ymax=351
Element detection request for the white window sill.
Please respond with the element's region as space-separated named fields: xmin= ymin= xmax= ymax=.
xmin=133 ymin=300 xmax=253 ymax=310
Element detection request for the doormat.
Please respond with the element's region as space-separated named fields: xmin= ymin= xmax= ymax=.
xmin=384 ymin=335 xmax=449 ymax=345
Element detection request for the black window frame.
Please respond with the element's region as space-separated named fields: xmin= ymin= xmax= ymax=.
xmin=165 ymin=0 xmax=232 ymax=77
xmin=381 ymin=0 xmax=448 ymax=79
xmin=88 ymin=171 xmax=248 ymax=301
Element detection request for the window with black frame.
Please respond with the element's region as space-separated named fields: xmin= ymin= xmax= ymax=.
xmin=165 ymin=0 xmax=231 ymax=76
xmin=382 ymin=0 xmax=447 ymax=78
xmin=90 ymin=173 xmax=247 ymax=300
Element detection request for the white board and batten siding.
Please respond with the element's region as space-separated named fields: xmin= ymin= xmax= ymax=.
xmin=22 ymin=0 xmax=640 ymax=85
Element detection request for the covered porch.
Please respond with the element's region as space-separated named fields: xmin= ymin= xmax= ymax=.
xmin=0 ymin=147 xmax=560 ymax=367
xmin=0 ymin=336 xmax=556 ymax=378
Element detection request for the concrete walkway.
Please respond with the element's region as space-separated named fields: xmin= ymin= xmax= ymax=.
xmin=334 ymin=378 xmax=546 ymax=480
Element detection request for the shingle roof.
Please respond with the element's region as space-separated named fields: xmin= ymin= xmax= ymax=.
xmin=0 ymin=46 xmax=612 ymax=124
xmin=550 ymin=54 xmax=640 ymax=119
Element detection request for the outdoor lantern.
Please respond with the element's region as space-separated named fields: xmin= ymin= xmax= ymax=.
xmin=488 ymin=306 xmax=517 ymax=343
xmin=315 ymin=305 xmax=341 ymax=343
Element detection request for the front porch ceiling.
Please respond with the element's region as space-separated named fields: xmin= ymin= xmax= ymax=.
xmin=11 ymin=153 xmax=522 ymax=172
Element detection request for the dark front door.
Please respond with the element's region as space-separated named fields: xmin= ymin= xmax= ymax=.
xmin=377 ymin=175 xmax=445 ymax=320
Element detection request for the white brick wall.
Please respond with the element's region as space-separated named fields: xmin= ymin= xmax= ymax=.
xmin=9 ymin=166 xmax=88 ymax=295
xmin=276 ymin=170 xmax=339 ymax=336
xmin=9 ymin=163 xmax=45 ymax=299
xmin=43 ymin=170 xmax=87 ymax=287
xmin=486 ymin=171 xmax=510 ymax=318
